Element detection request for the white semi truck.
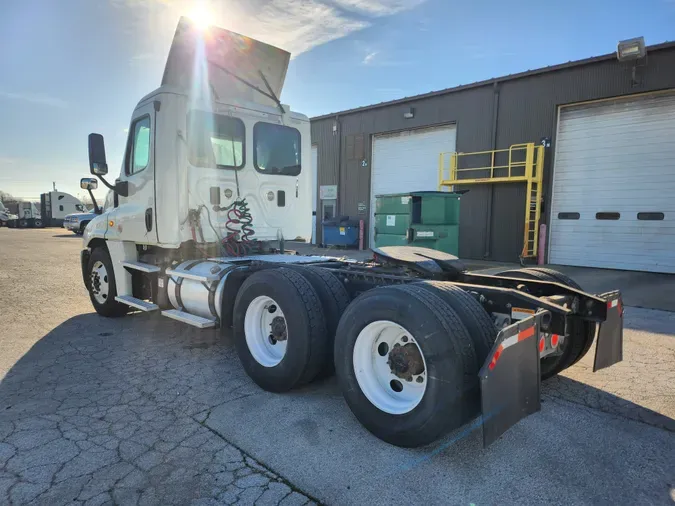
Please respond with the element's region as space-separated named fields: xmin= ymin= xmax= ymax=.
xmin=40 ymin=190 xmax=88 ymax=227
xmin=5 ymin=201 xmax=42 ymax=228
xmin=80 ymin=17 xmax=625 ymax=448
xmin=0 ymin=200 xmax=18 ymax=226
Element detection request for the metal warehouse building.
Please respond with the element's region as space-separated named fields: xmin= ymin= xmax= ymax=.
xmin=309 ymin=41 xmax=675 ymax=273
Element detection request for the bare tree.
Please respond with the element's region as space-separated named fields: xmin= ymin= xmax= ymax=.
xmin=0 ymin=190 xmax=22 ymax=205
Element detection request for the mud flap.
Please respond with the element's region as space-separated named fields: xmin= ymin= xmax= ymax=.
xmin=479 ymin=312 xmax=546 ymax=447
xmin=593 ymin=291 xmax=623 ymax=372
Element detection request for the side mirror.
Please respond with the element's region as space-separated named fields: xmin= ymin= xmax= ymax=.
xmin=88 ymin=133 xmax=108 ymax=175
xmin=115 ymin=180 xmax=129 ymax=198
xmin=80 ymin=178 xmax=98 ymax=190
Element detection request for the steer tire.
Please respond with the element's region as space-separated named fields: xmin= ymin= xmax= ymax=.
xmin=413 ymin=281 xmax=497 ymax=364
xmin=334 ymin=283 xmax=478 ymax=448
xmin=233 ymin=268 xmax=328 ymax=393
xmin=495 ymin=267 xmax=594 ymax=379
xmin=87 ymin=247 xmax=128 ymax=318
xmin=286 ymin=266 xmax=350 ymax=378
xmin=78 ymin=221 xmax=90 ymax=235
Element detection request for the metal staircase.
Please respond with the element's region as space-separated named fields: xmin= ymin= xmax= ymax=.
xmin=438 ymin=142 xmax=544 ymax=261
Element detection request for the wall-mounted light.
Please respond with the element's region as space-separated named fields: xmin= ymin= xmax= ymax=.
xmin=617 ymin=36 xmax=646 ymax=61
xmin=403 ymin=107 xmax=415 ymax=119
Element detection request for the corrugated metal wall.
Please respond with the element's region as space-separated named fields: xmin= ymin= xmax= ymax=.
xmin=311 ymin=46 xmax=675 ymax=261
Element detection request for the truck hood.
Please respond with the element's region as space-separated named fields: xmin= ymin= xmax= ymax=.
xmin=162 ymin=16 xmax=290 ymax=108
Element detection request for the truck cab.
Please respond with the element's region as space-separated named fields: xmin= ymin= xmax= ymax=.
xmin=84 ymin=17 xmax=311 ymax=250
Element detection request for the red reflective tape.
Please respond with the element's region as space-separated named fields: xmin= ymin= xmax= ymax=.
xmin=518 ymin=326 xmax=535 ymax=341
xmin=488 ymin=344 xmax=504 ymax=371
xmin=538 ymin=337 xmax=545 ymax=353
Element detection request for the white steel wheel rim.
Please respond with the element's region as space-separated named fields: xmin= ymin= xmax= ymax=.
xmin=244 ymin=296 xmax=287 ymax=367
xmin=90 ymin=260 xmax=110 ymax=304
xmin=353 ymin=320 xmax=427 ymax=415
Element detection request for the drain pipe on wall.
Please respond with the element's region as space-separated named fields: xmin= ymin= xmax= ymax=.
xmin=538 ymin=223 xmax=546 ymax=265
xmin=335 ymin=115 xmax=343 ymax=215
xmin=484 ymin=81 xmax=500 ymax=258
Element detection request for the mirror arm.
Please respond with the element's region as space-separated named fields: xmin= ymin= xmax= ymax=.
xmin=87 ymin=188 xmax=101 ymax=215
xmin=98 ymin=175 xmax=117 ymax=193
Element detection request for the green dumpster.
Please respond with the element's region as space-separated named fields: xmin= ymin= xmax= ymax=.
xmin=374 ymin=191 xmax=461 ymax=255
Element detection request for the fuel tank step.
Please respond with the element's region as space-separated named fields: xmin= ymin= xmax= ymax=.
xmin=122 ymin=261 xmax=161 ymax=273
xmin=115 ymin=295 xmax=159 ymax=312
xmin=161 ymin=309 xmax=217 ymax=328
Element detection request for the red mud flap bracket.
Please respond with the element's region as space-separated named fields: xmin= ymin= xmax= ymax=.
xmin=593 ymin=290 xmax=624 ymax=372
xmin=479 ymin=312 xmax=546 ymax=447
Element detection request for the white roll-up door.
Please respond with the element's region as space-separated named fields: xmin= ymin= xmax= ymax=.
xmin=370 ymin=125 xmax=457 ymax=246
xmin=549 ymin=92 xmax=675 ymax=273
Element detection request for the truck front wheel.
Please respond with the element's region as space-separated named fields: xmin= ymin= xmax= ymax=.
xmin=86 ymin=247 xmax=128 ymax=318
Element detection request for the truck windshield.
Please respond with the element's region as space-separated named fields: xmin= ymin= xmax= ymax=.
xmin=188 ymin=110 xmax=245 ymax=170
xmin=76 ymin=204 xmax=86 ymax=212
xmin=254 ymin=122 xmax=301 ymax=176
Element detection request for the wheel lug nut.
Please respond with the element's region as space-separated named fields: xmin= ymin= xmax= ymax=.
xmin=402 ymin=336 xmax=409 ymax=343
xmin=416 ymin=376 xmax=423 ymax=383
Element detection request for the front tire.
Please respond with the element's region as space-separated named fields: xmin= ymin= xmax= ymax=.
xmin=86 ymin=247 xmax=128 ymax=317
xmin=232 ymin=268 xmax=328 ymax=392
xmin=334 ymin=284 xmax=478 ymax=447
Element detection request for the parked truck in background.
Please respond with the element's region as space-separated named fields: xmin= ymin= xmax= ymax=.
xmin=40 ymin=190 xmax=87 ymax=227
xmin=79 ymin=17 xmax=625 ymax=448
xmin=6 ymin=201 xmax=42 ymax=228
xmin=0 ymin=200 xmax=18 ymax=226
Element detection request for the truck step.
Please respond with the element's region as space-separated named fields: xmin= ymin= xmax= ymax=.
xmin=165 ymin=268 xmax=219 ymax=283
xmin=115 ymin=295 xmax=159 ymax=312
xmin=161 ymin=309 xmax=217 ymax=328
xmin=122 ymin=261 xmax=161 ymax=273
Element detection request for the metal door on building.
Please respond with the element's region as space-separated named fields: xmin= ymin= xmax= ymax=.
xmin=549 ymin=91 xmax=675 ymax=273
xmin=370 ymin=125 xmax=457 ymax=246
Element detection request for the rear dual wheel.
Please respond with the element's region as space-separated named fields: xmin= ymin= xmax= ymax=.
xmin=232 ymin=266 xmax=349 ymax=392
xmin=334 ymin=284 xmax=482 ymax=447
xmin=496 ymin=267 xmax=596 ymax=379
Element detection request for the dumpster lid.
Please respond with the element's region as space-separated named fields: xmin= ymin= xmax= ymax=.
xmin=323 ymin=217 xmax=360 ymax=227
xmin=374 ymin=191 xmax=465 ymax=198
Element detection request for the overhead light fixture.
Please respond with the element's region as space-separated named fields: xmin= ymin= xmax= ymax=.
xmin=403 ymin=107 xmax=415 ymax=119
xmin=617 ymin=37 xmax=646 ymax=61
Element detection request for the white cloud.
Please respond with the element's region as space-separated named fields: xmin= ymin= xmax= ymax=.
xmin=112 ymin=0 xmax=427 ymax=58
xmin=331 ymin=0 xmax=426 ymax=16
xmin=362 ymin=51 xmax=379 ymax=64
xmin=0 ymin=90 xmax=67 ymax=108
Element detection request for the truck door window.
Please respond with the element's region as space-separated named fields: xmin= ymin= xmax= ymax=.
xmin=254 ymin=123 xmax=301 ymax=176
xmin=126 ymin=116 xmax=151 ymax=175
xmin=188 ymin=110 xmax=245 ymax=170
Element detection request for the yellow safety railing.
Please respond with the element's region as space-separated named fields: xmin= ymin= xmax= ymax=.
xmin=438 ymin=143 xmax=544 ymax=259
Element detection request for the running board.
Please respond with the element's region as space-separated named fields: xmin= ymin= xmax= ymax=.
xmin=115 ymin=295 xmax=159 ymax=312
xmin=165 ymin=268 xmax=219 ymax=283
xmin=122 ymin=261 xmax=161 ymax=273
xmin=161 ymin=309 xmax=217 ymax=328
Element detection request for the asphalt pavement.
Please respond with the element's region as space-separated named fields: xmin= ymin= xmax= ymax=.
xmin=0 ymin=228 xmax=673 ymax=505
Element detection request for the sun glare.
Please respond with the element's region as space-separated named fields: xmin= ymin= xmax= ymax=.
xmin=188 ymin=5 xmax=211 ymax=31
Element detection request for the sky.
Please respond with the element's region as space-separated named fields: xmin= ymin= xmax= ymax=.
xmin=0 ymin=0 xmax=673 ymax=202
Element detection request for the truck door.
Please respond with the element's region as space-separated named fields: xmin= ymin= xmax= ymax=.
xmin=112 ymin=102 xmax=158 ymax=244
